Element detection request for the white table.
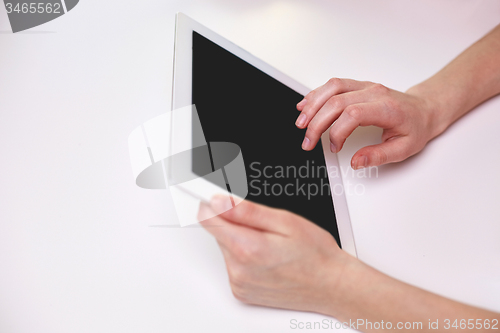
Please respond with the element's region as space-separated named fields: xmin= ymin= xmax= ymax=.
xmin=1 ymin=1 xmax=499 ymax=332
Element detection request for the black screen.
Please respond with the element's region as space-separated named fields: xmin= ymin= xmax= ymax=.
xmin=192 ymin=31 xmax=341 ymax=246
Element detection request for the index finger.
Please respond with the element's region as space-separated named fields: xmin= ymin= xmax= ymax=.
xmin=198 ymin=202 xmax=264 ymax=250
xmin=296 ymin=78 xmax=373 ymax=129
xmin=329 ymin=101 xmax=398 ymax=152
xmin=209 ymin=195 xmax=292 ymax=236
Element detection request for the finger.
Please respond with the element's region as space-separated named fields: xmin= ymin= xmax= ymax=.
xmin=302 ymin=90 xmax=371 ymax=151
xmin=216 ymin=239 xmax=238 ymax=265
xmin=198 ymin=202 xmax=263 ymax=250
xmin=295 ymin=78 xmax=373 ymax=128
xmin=296 ymin=98 xmax=307 ymax=112
xmin=351 ymin=137 xmax=414 ymax=169
xmin=329 ymin=102 xmax=398 ymax=153
xmin=209 ymin=195 xmax=291 ymax=236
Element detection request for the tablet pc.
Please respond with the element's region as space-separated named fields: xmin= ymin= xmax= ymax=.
xmin=172 ymin=13 xmax=356 ymax=256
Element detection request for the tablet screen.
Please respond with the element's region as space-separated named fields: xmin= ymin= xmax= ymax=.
xmin=192 ymin=32 xmax=341 ymax=246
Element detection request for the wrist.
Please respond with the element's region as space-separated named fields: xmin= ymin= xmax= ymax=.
xmin=320 ymin=250 xmax=369 ymax=319
xmin=406 ymin=80 xmax=456 ymax=140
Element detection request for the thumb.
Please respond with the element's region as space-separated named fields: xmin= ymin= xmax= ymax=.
xmin=351 ymin=136 xmax=413 ymax=169
xmin=210 ymin=195 xmax=291 ymax=235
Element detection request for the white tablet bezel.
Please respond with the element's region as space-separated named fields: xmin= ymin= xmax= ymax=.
xmin=172 ymin=12 xmax=357 ymax=257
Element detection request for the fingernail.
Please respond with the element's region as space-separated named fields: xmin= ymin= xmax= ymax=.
xmin=302 ymin=137 xmax=311 ymax=150
xmin=330 ymin=142 xmax=337 ymax=153
xmin=210 ymin=195 xmax=233 ymax=214
xmin=297 ymin=98 xmax=307 ymax=108
xmin=355 ymin=156 xmax=368 ymax=169
xmin=295 ymin=113 xmax=307 ymax=127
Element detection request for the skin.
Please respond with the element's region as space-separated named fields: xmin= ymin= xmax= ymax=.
xmin=199 ymin=198 xmax=499 ymax=332
xmin=296 ymin=24 xmax=500 ymax=169
xmin=197 ymin=24 xmax=500 ymax=332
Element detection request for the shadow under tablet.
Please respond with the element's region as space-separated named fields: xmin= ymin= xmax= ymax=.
xmin=191 ymin=32 xmax=341 ymax=247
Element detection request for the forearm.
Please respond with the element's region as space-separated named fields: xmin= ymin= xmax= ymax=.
xmin=325 ymin=252 xmax=499 ymax=332
xmin=407 ymin=24 xmax=500 ymax=137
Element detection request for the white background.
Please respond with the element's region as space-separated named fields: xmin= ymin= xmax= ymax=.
xmin=1 ymin=1 xmax=499 ymax=332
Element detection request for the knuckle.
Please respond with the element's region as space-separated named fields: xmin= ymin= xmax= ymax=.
xmin=306 ymin=121 xmax=322 ymax=137
xmin=324 ymin=96 xmax=343 ymax=110
xmin=327 ymin=77 xmax=342 ymax=88
xmin=371 ymin=83 xmax=389 ymax=95
xmin=230 ymin=284 xmax=250 ymax=303
xmin=305 ymin=130 xmax=320 ymax=144
xmin=345 ymin=105 xmax=362 ymax=121
xmin=227 ymin=264 xmax=247 ymax=286
xmin=305 ymin=89 xmax=316 ymax=101
xmin=329 ymin=126 xmax=338 ymax=143
xmin=232 ymin=245 xmax=251 ymax=264
xmin=228 ymin=266 xmax=252 ymax=303
xmin=329 ymin=127 xmax=344 ymax=148
xmin=232 ymin=241 xmax=260 ymax=265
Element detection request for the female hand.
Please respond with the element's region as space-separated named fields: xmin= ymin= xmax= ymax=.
xmin=198 ymin=196 xmax=500 ymax=330
xmin=295 ymin=78 xmax=444 ymax=169
xmin=197 ymin=195 xmax=349 ymax=315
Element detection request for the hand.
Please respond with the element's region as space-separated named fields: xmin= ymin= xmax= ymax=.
xmin=198 ymin=196 xmax=500 ymax=327
xmin=197 ymin=195 xmax=349 ymax=315
xmin=295 ymin=78 xmax=443 ymax=169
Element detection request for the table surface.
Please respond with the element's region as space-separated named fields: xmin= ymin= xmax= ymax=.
xmin=1 ymin=1 xmax=499 ymax=332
